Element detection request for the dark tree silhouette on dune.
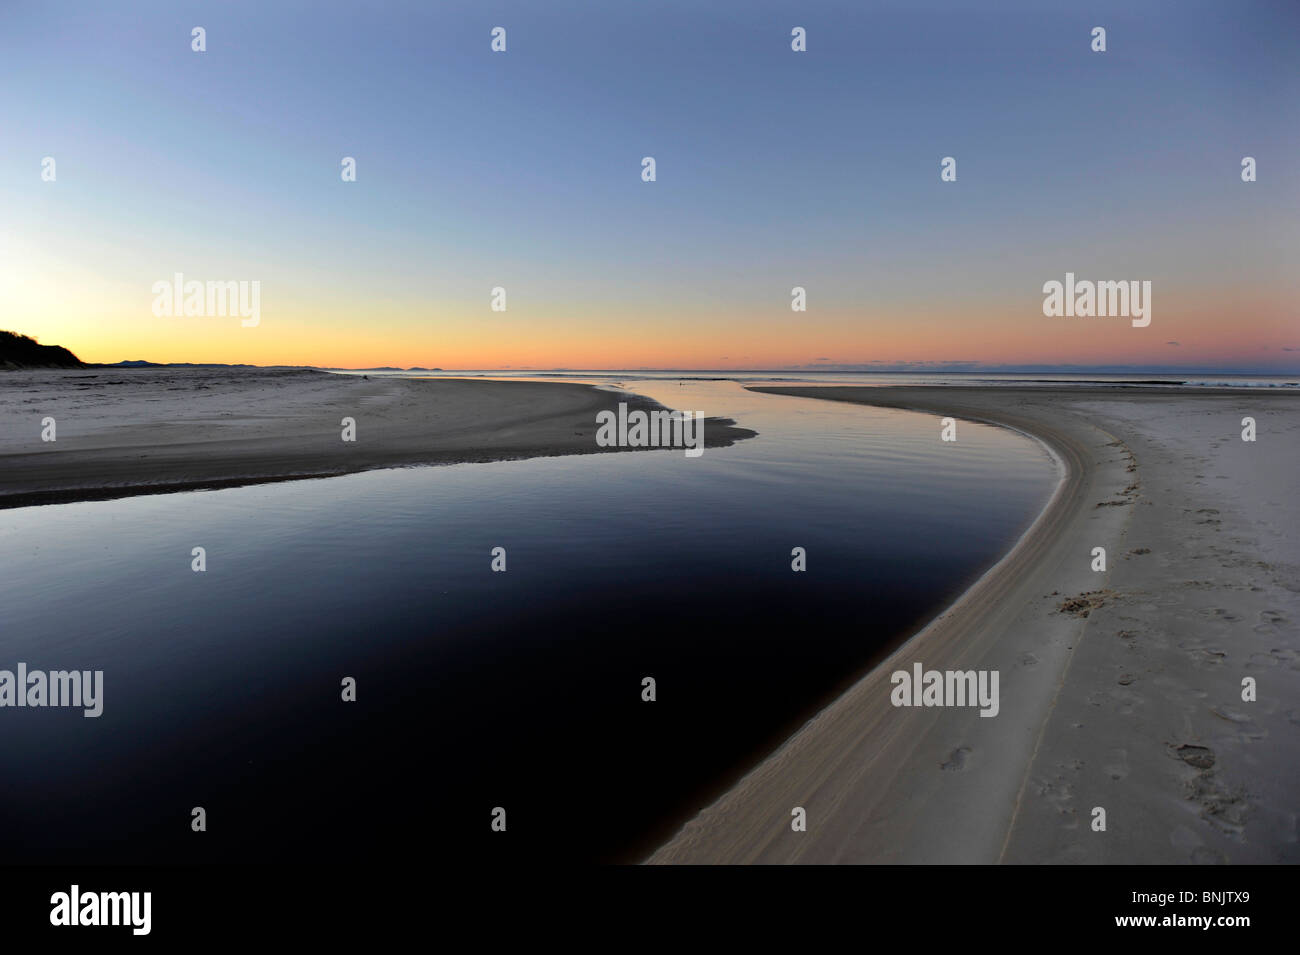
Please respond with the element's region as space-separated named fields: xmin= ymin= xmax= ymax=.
xmin=0 ymin=330 xmax=84 ymax=369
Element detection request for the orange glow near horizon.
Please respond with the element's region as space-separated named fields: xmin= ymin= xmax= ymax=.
xmin=12 ymin=286 xmax=1296 ymax=371
xmin=3 ymin=236 xmax=1293 ymax=371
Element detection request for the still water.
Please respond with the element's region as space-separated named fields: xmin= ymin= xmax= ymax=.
xmin=0 ymin=380 xmax=1056 ymax=862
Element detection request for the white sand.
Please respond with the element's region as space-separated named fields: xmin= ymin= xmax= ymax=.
xmin=649 ymin=385 xmax=1300 ymax=864
xmin=0 ymin=367 xmax=754 ymax=507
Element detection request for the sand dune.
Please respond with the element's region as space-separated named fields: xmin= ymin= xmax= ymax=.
xmin=649 ymin=385 xmax=1300 ymax=864
xmin=0 ymin=368 xmax=755 ymax=508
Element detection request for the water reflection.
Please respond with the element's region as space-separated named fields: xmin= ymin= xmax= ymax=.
xmin=0 ymin=380 xmax=1056 ymax=863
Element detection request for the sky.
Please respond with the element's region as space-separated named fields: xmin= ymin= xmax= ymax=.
xmin=2 ymin=0 xmax=1297 ymax=370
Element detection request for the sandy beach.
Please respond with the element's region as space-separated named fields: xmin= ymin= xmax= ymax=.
xmin=0 ymin=368 xmax=754 ymax=508
xmin=649 ymin=384 xmax=1300 ymax=864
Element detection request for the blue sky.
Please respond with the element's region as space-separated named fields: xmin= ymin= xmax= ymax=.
xmin=2 ymin=0 xmax=1297 ymax=368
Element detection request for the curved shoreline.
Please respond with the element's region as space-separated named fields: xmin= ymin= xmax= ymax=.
xmin=0 ymin=369 xmax=755 ymax=509
xmin=647 ymin=385 xmax=1138 ymax=864
xmin=651 ymin=383 xmax=1300 ymax=864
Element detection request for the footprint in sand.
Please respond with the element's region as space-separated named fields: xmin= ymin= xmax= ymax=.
xmin=1196 ymin=607 xmax=1239 ymax=622
xmin=1249 ymin=648 xmax=1300 ymax=670
xmin=1035 ymin=776 xmax=1077 ymax=825
xmin=1186 ymin=771 xmax=1250 ymax=836
xmin=1254 ymin=609 xmax=1288 ymax=634
xmin=940 ymin=746 xmax=971 ymax=772
xmin=1172 ymin=743 xmax=1216 ymax=769
xmin=1185 ymin=647 xmax=1227 ymax=668
xmin=1104 ymin=749 xmax=1128 ymax=781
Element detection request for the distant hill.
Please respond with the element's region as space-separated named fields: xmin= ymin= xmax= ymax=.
xmin=0 ymin=330 xmax=84 ymax=369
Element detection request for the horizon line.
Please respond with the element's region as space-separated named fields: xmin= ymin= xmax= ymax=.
xmin=78 ymin=362 xmax=1300 ymax=377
